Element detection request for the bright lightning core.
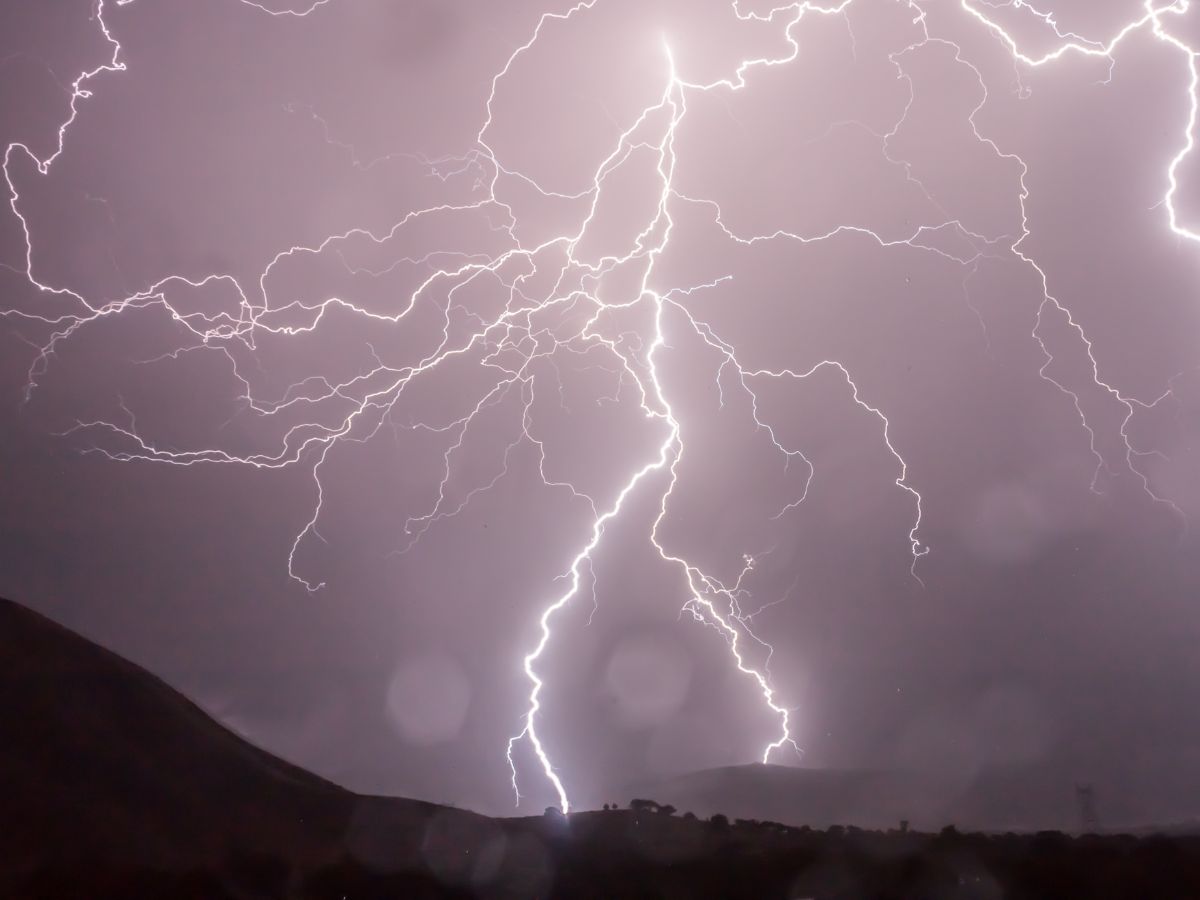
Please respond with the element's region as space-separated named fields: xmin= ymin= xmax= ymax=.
xmin=4 ymin=0 xmax=1197 ymax=814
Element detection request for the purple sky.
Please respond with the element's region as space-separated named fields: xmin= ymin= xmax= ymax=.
xmin=3 ymin=0 xmax=1200 ymax=823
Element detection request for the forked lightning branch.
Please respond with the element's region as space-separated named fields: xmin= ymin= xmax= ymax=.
xmin=3 ymin=0 xmax=1195 ymax=814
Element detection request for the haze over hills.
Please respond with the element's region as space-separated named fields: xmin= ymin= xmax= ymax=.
xmin=0 ymin=592 xmax=1177 ymax=850
xmin=8 ymin=594 xmax=1200 ymax=899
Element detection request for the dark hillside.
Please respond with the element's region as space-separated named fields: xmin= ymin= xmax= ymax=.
xmin=0 ymin=596 xmax=354 ymax=873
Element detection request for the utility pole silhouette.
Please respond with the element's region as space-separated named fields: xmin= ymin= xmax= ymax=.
xmin=1075 ymin=783 xmax=1100 ymax=833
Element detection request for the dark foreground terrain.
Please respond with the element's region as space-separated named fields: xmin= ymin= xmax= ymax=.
xmin=4 ymin=596 xmax=1200 ymax=899
xmin=17 ymin=815 xmax=1200 ymax=900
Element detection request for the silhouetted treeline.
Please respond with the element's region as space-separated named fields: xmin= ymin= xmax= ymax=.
xmin=9 ymin=808 xmax=1200 ymax=899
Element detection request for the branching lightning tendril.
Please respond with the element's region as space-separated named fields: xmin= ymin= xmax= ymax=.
xmin=4 ymin=0 xmax=1196 ymax=813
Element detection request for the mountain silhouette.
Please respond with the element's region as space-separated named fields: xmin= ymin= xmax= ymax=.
xmin=0 ymin=596 xmax=495 ymax=890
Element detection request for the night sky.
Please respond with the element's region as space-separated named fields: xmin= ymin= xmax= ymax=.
xmin=3 ymin=0 xmax=1200 ymax=824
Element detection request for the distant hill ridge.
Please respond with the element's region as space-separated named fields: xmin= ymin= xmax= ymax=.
xmin=622 ymin=757 xmax=1086 ymax=834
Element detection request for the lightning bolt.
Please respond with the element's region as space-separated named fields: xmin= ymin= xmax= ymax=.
xmin=4 ymin=0 xmax=1196 ymax=815
xmin=957 ymin=0 xmax=1194 ymax=517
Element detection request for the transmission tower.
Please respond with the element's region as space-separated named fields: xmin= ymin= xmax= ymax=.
xmin=1075 ymin=783 xmax=1100 ymax=833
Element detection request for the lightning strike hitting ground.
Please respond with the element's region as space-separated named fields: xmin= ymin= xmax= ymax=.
xmin=4 ymin=0 xmax=1197 ymax=814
